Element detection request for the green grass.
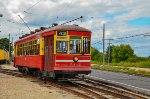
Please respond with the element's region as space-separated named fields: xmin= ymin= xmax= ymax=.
xmin=91 ymin=61 xmax=150 ymax=68
xmin=111 ymin=61 xmax=150 ymax=68
xmin=92 ymin=65 xmax=150 ymax=77
xmin=91 ymin=61 xmax=102 ymax=65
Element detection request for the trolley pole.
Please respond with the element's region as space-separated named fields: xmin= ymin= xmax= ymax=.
xmin=102 ymin=24 xmax=105 ymax=66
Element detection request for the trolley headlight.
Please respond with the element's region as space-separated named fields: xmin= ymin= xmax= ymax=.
xmin=73 ymin=56 xmax=78 ymax=62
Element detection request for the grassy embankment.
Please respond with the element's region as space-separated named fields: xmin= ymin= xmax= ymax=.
xmin=91 ymin=61 xmax=150 ymax=77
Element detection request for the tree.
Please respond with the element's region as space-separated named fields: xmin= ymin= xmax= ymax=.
xmin=91 ymin=47 xmax=103 ymax=61
xmin=91 ymin=47 xmax=99 ymax=60
xmin=0 ymin=38 xmax=10 ymax=51
xmin=112 ymin=44 xmax=134 ymax=62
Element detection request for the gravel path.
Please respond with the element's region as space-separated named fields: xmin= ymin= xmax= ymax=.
xmin=0 ymin=64 xmax=81 ymax=99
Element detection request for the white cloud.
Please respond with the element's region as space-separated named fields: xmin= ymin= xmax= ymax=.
xmin=0 ymin=0 xmax=150 ymax=56
xmin=6 ymin=0 xmax=20 ymax=11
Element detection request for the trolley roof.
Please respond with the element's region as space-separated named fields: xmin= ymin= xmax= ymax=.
xmin=44 ymin=25 xmax=91 ymax=32
xmin=15 ymin=25 xmax=91 ymax=44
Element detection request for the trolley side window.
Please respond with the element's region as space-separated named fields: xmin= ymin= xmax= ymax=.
xmin=16 ymin=39 xmax=40 ymax=56
xmin=56 ymin=41 xmax=68 ymax=53
xmin=83 ymin=37 xmax=90 ymax=54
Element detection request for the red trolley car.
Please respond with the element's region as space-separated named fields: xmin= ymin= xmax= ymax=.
xmin=14 ymin=25 xmax=91 ymax=78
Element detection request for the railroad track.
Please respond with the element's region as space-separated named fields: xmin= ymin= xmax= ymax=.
xmin=73 ymin=76 xmax=149 ymax=99
xmin=86 ymin=77 xmax=150 ymax=99
xmin=0 ymin=68 xmax=149 ymax=99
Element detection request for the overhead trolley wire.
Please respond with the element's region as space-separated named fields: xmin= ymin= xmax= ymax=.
xmin=92 ymin=41 xmax=102 ymax=45
xmin=23 ymin=0 xmax=43 ymax=12
xmin=133 ymin=43 xmax=150 ymax=48
xmin=114 ymin=32 xmax=150 ymax=40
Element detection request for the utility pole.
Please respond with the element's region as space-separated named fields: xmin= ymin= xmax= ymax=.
xmin=9 ymin=33 xmax=11 ymax=61
xmin=102 ymin=24 xmax=105 ymax=66
xmin=108 ymin=41 xmax=111 ymax=65
xmin=0 ymin=14 xmax=3 ymax=33
xmin=106 ymin=39 xmax=113 ymax=65
xmin=11 ymin=37 xmax=13 ymax=61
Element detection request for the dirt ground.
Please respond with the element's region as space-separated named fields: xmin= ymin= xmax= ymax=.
xmin=0 ymin=64 xmax=81 ymax=99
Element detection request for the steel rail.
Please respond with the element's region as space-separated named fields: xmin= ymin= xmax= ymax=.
xmin=72 ymin=81 xmax=133 ymax=99
xmin=80 ymin=77 xmax=149 ymax=99
xmin=66 ymin=81 xmax=108 ymax=99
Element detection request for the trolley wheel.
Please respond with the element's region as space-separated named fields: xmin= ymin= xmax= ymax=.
xmin=37 ymin=70 xmax=42 ymax=79
xmin=22 ymin=67 xmax=29 ymax=75
xmin=18 ymin=67 xmax=23 ymax=73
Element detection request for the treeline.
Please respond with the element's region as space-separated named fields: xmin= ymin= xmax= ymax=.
xmin=91 ymin=44 xmax=150 ymax=63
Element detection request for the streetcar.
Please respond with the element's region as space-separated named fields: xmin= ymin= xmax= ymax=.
xmin=14 ymin=24 xmax=91 ymax=79
xmin=0 ymin=45 xmax=9 ymax=64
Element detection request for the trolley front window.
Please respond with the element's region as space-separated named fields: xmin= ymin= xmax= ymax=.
xmin=56 ymin=41 xmax=68 ymax=53
xmin=70 ymin=40 xmax=82 ymax=54
xmin=70 ymin=36 xmax=82 ymax=54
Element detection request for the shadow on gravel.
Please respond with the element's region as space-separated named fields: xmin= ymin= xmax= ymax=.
xmin=0 ymin=69 xmax=25 ymax=78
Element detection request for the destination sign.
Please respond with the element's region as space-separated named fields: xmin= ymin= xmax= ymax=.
xmin=57 ymin=31 xmax=67 ymax=36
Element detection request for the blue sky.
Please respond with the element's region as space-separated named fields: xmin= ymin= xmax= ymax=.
xmin=104 ymin=11 xmax=128 ymax=19
xmin=129 ymin=17 xmax=150 ymax=27
xmin=0 ymin=0 xmax=150 ymax=57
